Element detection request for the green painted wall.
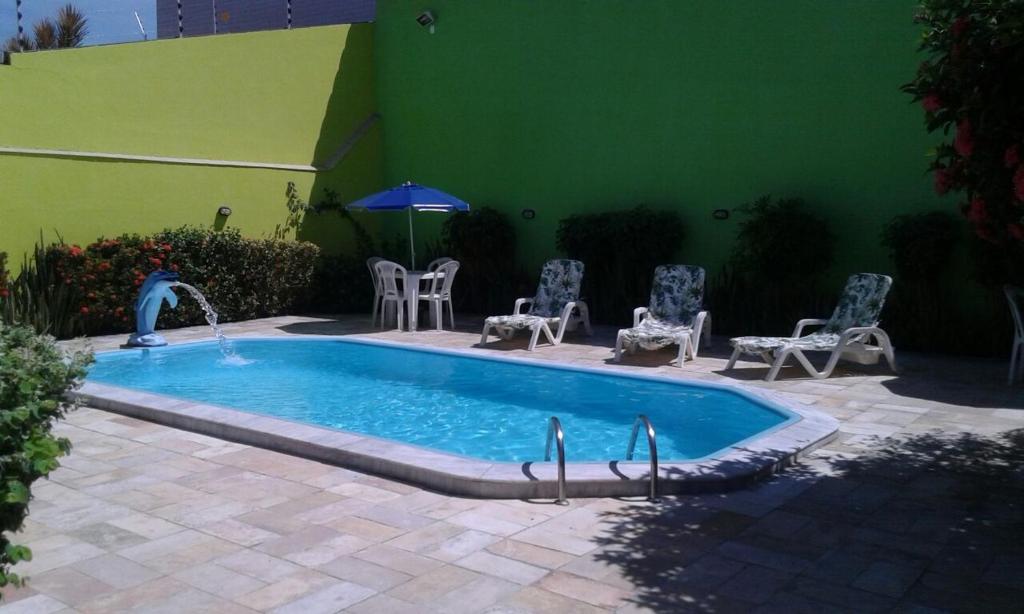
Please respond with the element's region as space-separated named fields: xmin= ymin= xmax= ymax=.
xmin=374 ymin=1 xmax=942 ymax=277
xmin=0 ymin=24 xmax=382 ymax=263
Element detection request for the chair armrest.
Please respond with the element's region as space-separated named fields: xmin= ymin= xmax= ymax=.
xmin=838 ymin=325 xmax=884 ymax=344
xmin=693 ymin=310 xmax=709 ymax=331
xmin=792 ymin=318 xmax=828 ymax=338
xmin=513 ymin=298 xmax=533 ymax=315
xmin=559 ymin=301 xmax=577 ymax=322
xmin=633 ymin=307 xmax=649 ymax=328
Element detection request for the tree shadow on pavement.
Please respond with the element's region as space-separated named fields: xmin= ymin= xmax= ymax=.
xmin=592 ymin=429 xmax=1024 ymax=612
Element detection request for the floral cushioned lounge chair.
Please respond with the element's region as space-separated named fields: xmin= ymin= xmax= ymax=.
xmin=727 ymin=273 xmax=897 ymax=381
xmin=614 ymin=265 xmax=710 ymax=367
xmin=480 ymin=259 xmax=592 ymax=351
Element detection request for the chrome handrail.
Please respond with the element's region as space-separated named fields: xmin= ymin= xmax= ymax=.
xmin=544 ymin=416 xmax=568 ymax=505
xmin=626 ymin=414 xmax=660 ymax=502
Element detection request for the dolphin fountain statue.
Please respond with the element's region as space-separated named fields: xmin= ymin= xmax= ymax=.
xmin=127 ymin=270 xmax=180 ymax=347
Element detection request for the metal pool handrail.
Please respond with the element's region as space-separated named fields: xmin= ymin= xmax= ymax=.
xmin=544 ymin=416 xmax=568 ymax=505
xmin=626 ymin=414 xmax=660 ymax=502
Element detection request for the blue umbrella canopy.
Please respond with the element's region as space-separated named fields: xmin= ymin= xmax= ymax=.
xmin=346 ymin=181 xmax=470 ymax=213
xmin=346 ymin=182 xmax=470 ymax=268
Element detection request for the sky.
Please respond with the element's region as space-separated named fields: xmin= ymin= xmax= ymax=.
xmin=0 ymin=1 xmax=157 ymax=46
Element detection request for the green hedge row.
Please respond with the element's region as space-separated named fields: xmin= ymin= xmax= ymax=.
xmin=1 ymin=227 xmax=319 ymax=339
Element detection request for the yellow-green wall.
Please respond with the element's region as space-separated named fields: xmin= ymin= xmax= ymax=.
xmin=0 ymin=24 xmax=382 ymax=263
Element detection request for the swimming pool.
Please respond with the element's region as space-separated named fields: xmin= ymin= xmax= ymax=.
xmin=87 ymin=338 xmax=797 ymax=463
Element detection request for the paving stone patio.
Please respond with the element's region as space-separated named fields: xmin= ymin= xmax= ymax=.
xmin=1 ymin=315 xmax=1022 ymax=613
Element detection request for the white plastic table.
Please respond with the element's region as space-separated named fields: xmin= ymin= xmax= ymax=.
xmin=402 ymin=270 xmax=440 ymax=332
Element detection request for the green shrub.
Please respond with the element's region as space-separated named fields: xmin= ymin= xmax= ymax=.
xmin=0 ymin=323 xmax=91 ymax=592
xmin=709 ymin=196 xmax=836 ymax=336
xmin=882 ymin=211 xmax=961 ymax=282
xmin=556 ymin=206 xmax=685 ymax=324
xmin=152 ymin=227 xmax=319 ymax=329
xmin=2 ymin=228 xmax=319 ymax=338
xmin=881 ymin=211 xmax=1011 ymax=355
xmin=441 ymin=207 xmax=526 ymax=315
xmin=0 ymin=253 xmax=8 ymax=300
xmin=1 ymin=240 xmax=81 ymax=339
xmin=881 ymin=211 xmax=962 ymax=352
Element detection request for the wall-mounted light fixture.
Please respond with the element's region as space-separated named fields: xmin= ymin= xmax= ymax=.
xmin=416 ymin=10 xmax=436 ymax=34
xmin=217 ymin=205 xmax=233 ymax=217
xmin=521 ymin=208 xmax=536 ymax=220
xmin=712 ymin=209 xmax=730 ymax=220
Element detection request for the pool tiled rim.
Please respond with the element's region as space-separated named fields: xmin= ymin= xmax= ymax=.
xmin=74 ymin=335 xmax=839 ymax=499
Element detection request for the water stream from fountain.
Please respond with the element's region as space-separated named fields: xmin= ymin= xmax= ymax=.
xmin=172 ymin=282 xmax=247 ymax=363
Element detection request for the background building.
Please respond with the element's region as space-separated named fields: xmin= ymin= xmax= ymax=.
xmin=156 ymin=0 xmax=374 ymax=38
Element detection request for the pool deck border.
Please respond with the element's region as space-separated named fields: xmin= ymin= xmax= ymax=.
xmin=74 ymin=335 xmax=839 ymax=499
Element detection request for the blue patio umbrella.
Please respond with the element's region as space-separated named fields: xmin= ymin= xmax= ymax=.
xmin=346 ymin=181 xmax=470 ymax=269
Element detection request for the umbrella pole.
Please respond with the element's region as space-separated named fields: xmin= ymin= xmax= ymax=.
xmin=407 ymin=207 xmax=416 ymax=270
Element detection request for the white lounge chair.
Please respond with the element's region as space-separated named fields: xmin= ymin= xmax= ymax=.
xmin=1007 ymin=285 xmax=1023 ymax=385
xmin=480 ymin=259 xmax=592 ymax=351
xmin=614 ymin=265 xmax=710 ymax=367
xmin=726 ymin=273 xmax=897 ymax=381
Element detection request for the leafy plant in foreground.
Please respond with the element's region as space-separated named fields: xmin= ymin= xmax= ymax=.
xmin=0 ymin=323 xmax=91 ymax=593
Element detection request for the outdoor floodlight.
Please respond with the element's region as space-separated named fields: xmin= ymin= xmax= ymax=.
xmin=217 ymin=206 xmax=233 ymax=217
xmin=416 ymin=10 xmax=436 ymax=33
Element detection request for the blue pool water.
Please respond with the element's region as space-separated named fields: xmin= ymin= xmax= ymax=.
xmin=87 ymin=339 xmax=796 ymax=463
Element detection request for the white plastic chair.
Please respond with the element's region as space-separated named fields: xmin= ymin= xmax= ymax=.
xmin=366 ymin=257 xmax=385 ymax=326
xmin=426 ymin=257 xmax=453 ymax=273
xmin=418 ymin=260 xmax=460 ymax=330
xmin=422 ymin=257 xmax=453 ymax=292
xmin=727 ymin=273 xmax=897 ymax=381
xmin=374 ymin=260 xmax=408 ymax=330
xmin=1006 ymin=285 xmax=1024 ymax=385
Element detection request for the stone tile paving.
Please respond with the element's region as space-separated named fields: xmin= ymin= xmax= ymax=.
xmin=1 ymin=315 xmax=1022 ymax=612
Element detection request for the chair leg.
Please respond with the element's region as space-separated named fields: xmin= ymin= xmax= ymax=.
xmin=765 ymin=348 xmax=793 ymax=382
xmin=578 ymin=301 xmax=593 ymax=336
xmin=447 ymin=300 xmax=455 ymax=329
xmin=614 ymin=331 xmax=625 ymax=363
xmin=396 ymin=300 xmax=404 ymax=331
xmin=379 ymin=300 xmax=389 ymax=330
xmin=1011 ymin=339 xmax=1022 ymax=385
xmin=527 ymin=324 xmax=545 ymax=351
xmin=811 ymin=349 xmax=842 ymax=379
xmin=434 ymin=299 xmax=443 ymax=331
xmin=480 ymin=323 xmax=492 ymax=346
xmin=726 ymin=347 xmax=742 ymax=370
xmin=371 ymin=294 xmax=379 ymax=326
xmin=872 ymin=330 xmax=899 ymax=374
xmin=546 ymin=320 xmax=564 ymax=345
xmin=676 ymin=336 xmax=693 ymax=367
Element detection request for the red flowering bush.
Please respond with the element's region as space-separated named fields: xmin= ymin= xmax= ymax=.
xmin=7 ymin=227 xmax=319 ymax=338
xmin=904 ymin=0 xmax=1024 ymax=259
